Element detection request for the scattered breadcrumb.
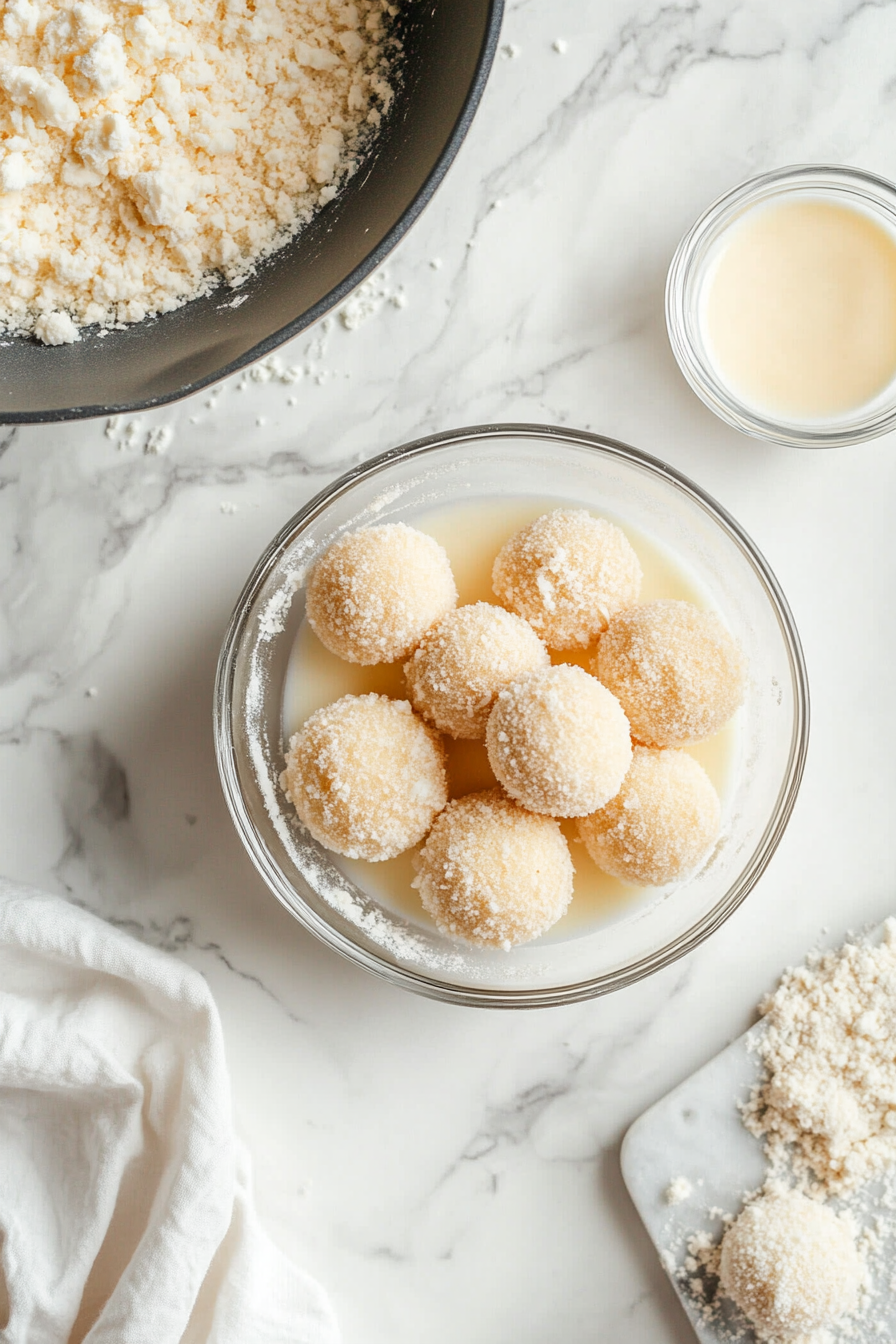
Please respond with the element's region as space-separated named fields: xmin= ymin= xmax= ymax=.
xmin=144 ymin=424 xmax=172 ymax=454
xmin=339 ymin=267 xmax=406 ymax=328
xmin=665 ymin=1176 xmax=693 ymax=1206
xmin=121 ymin=418 xmax=142 ymax=448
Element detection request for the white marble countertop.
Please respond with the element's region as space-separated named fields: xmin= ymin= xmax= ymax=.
xmin=4 ymin=2 xmax=896 ymax=1339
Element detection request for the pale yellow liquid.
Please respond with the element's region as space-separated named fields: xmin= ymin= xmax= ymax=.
xmin=705 ymin=197 xmax=896 ymax=418
xmin=282 ymin=500 xmax=738 ymax=937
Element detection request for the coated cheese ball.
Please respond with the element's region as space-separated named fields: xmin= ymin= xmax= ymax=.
xmin=719 ymin=1190 xmax=862 ymax=1340
xmin=404 ymin=602 xmax=550 ymax=739
xmin=305 ymin=523 xmax=458 ymax=665
xmin=412 ymin=789 xmax=573 ymax=949
xmin=491 ymin=508 xmax=642 ymax=650
xmin=485 ymin=664 xmax=632 ymax=818
xmin=576 ymin=747 xmax=720 ymax=885
xmin=282 ymin=694 xmax=447 ymax=861
xmin=595 ymin=599 xmax=745 ymax=747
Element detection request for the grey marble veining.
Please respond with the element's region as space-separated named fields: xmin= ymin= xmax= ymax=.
xmin=4 ymin=2 xmax=896 ymax=1341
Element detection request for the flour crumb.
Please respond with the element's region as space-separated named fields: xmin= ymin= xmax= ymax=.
xmin=122 ymin=419 xmax=142 ymax=449
xmin=104 ymin=415 xmax=120 ymax=438
xmin=85 ymin=685 xmax=98 ymax=698
xmin=220 ymin=501 xmax=238 ymax=515
xmin=665 ymin=1176 xmax=693 ymax=1206
xmin=430 ymin=257 xmax=443 ymax=269
xmin=501 ymin=42 xmax=521 ymax=59
xmin=553 ymin=37 xmax=568 ymax=53
xmin=144 ymin=425 xmax=172 ymax=455
xmin=251 ymin=359 xmax=278 ymax=383
xmin=340 ymin=268 xmax=404 ymax=329
xmin=33 ymin=312 xmax=79 ymax=346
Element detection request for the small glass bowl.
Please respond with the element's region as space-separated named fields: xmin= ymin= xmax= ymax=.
xmin=214 ymin=424 xmax=809 ymax=1008
xmin=666 ymin=164 xmax=896 ymax=448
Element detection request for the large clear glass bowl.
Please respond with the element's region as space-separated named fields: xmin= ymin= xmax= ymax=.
xmin=214 ymin=425 xmax=809 ymax=1008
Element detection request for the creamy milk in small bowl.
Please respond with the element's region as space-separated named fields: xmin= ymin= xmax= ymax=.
xmin=667 ymin=165 xmax=896 ymax=447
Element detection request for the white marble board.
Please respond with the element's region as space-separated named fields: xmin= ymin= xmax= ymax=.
xmin=621 ymin=972 xmax=896 ymax=1344
xmin=621 ymin=1027 xmax=767 ymax=1341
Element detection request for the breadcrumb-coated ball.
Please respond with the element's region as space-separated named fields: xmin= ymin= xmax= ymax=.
xmin=282 ymin=694 xmax=447 ymax=861
xmin=577 ymin=746 xmax=720 ymax=885
xmin=595 ymin=599 xmax=745 ymax=747
xmin=412 ymin=789 xmax=574 ymax=949
xmin=485 ymin=664 xmax=632 ymax=818
xmin=719 ymin=1190 xmax=862 ymax=1340
xmin=305 ymin=523 xmax=458 ymax=665
xmin=491 ymin=509 xmax=642 ymax=649
xmin=404 ymin=602 xmax=550 ymax=740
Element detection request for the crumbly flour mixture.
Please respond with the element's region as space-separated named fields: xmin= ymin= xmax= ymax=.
xmin=745 ymin=918 xmax=896 ymax=1197
xmin=0 ymin=0 xmax=396 ymax=342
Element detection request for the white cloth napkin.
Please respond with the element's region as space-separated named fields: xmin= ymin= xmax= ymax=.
xmin=0 ymin=878 xmax=340 ymax=1344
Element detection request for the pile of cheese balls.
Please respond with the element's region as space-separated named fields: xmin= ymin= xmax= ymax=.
xmin=281 ymin=510 xmax=746 ymax=951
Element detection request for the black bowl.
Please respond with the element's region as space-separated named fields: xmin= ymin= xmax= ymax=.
xmin=3 ymin=0 xmax=503 ymax=424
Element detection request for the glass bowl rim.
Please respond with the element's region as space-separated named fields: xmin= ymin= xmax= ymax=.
xmin=213 ymin=422 xmax=810 ymax=1008
xmin=666 ymin=163 xmax=896 ymax=449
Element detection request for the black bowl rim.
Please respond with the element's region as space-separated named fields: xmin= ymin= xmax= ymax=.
xmin=8 ymin=0 xmax=505 ymax=426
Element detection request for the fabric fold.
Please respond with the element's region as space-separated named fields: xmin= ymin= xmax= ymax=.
xmin=0 ymin=879 xmax=339 ymax=1344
